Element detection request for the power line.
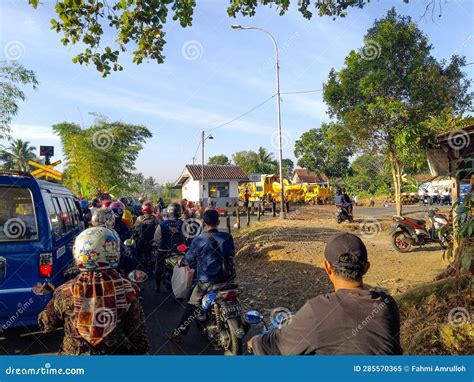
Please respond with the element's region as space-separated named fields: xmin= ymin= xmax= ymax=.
xmin=205 ymin=94 xmax=276 ymax=133
xmin=189 ymin=89 xmax=322 ymax=162
xmin=191 ymin=139 xmax=201 ymax=164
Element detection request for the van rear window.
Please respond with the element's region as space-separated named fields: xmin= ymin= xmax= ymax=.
xmin=0 ymin=187 xmax=39 ymax=242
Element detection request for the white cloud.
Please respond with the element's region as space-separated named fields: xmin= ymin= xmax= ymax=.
xmin=53 ymin=85 xmax=275 ymax=135
xmin=10 ymin=124 xmax=58 ymax=141
xmin=282 ymin=93 xmax=328 ymax=121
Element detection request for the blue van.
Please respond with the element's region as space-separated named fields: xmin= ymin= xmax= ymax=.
xmin=0 ymin=172 xmax=83 ymax=329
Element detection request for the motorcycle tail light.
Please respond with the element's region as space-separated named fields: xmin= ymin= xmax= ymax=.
xmin=223 ymin=290 xmax=238 ymax=301
xmin=39 ymin=252 xmax=53 ymax=278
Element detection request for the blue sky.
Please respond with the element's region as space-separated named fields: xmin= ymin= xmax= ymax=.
xmin=1 ymin=0 xmax=473 ymax=183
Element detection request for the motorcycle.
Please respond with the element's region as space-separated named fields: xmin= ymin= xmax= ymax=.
xmin=391 ymin=207 xmax=452 ymax=253
xmin=161 ymin=243 xmax=188 ymax=294
xmin=165 ymin=245 xmax=246 ymax=354
xmin=195 ymin=282 xmax=246 ymax=355
xmin=336 ymin=206 xmax=353 ymax=223
xmin=243 ymin=309 xmax=292 ymax=354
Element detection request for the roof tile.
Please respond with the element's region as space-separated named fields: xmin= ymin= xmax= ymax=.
xmin=185 ymin=165 xmax=248 ymax=180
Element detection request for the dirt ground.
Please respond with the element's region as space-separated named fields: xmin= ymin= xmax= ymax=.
xmin=234 ymin=204 xmax=450 ymax=316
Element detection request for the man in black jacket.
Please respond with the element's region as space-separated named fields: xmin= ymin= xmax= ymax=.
xmin=248 ymin=232 xmax=402 ymax=355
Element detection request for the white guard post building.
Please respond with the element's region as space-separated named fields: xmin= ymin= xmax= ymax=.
xmin=175 ymin=165 xmax=248 ymax=208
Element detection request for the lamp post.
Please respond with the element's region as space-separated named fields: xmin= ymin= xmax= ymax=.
xmin=201 ymin=130 xmax=214 ymax=206
xmin=231 ymin=24 xmax=286 ymax=219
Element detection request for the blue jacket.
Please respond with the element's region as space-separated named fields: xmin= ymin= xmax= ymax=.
xmin=182 ymin=229 xmax=235 ymax=283
xmin=335 ymin=194 xmax=351 ymax=208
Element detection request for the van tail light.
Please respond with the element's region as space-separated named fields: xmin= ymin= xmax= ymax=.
xmin=39 ymin=253 xmax=53 ymax=278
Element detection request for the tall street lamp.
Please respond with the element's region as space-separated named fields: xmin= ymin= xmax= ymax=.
xmin=231 ymin=24 xmax=286 ymax=219
xmin=201 ymin=130 xmax=214 ymax=206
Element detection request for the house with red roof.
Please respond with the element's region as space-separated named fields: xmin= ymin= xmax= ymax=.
xmin=175 ymin=164 xmax=248 ymax=207
xmin=291 ymin=168 xmax=329 ymax=186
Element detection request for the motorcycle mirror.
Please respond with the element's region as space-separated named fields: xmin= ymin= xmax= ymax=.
xmin=32 ymin=281 xmax=55 ymax=296
xmin=128 ymin=270 xmax=148 ymax=283
xmin=243 ymin=310 xmax=264 ymax=325
xmin=272 ymin=310 xmax=293 ymax=328
xmin=177 ymin=244 xmax=188 ymax=253
xmin=124 ymin=238 xmax=135 ymax=247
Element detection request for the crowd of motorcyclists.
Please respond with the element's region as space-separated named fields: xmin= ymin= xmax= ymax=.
xmin=36 ymin=191 xmax=403 ymax=356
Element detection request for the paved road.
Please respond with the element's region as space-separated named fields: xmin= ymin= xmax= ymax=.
xmin=0 ymin=283 xmax=235 ymax=355
xmin=353 ymin=204 xmax=428 ymax=218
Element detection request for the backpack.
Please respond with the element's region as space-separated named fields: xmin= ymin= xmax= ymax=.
xmin=160 ymin=219 xmax=186 ymax=251
xmin=168 ymin=221 xmax=186 ymax=250
xmin=135 ymin=215 xmax=158 ymax=249
xmin=207 ymin=233 xmax=236 ymax=282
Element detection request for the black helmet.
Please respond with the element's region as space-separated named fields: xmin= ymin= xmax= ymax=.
xmin=91 ymin=198 xmax=100 ymax=208
xmin=166 ymin=202 xmax=182 ymax=219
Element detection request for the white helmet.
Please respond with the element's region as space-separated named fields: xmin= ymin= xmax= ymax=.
xmin=91 ymin=207 xmax=115 ymax=229
xmin=73 ymin=227 xmax=121 ymax=271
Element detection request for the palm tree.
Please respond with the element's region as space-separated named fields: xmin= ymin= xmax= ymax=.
xmin=0 ymin=139 xmax=37 ymax=171
xmin=256 ymin=146 xmax=277 ymax=174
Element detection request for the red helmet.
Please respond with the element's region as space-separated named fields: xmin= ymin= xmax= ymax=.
xmin=101 ymin=199 xmax=111 ymax=208
xmin=141 ymin=200 xmax=154 ymax=215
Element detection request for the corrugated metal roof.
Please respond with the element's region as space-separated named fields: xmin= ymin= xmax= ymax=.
xmin=185 ymin=165 xmax=248 ymax=180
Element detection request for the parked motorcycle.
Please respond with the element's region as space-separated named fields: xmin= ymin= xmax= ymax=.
xmin=336 ymin=206 xmax=353 ymax=223
xmin=391 ymin=207 xmax=452 ymax=253
xmin=196 ymin=282 xmax=246 ymax=355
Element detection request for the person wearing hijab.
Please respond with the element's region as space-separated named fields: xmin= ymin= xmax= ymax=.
xmin=38 ymin=226 xmax=149 ymax=355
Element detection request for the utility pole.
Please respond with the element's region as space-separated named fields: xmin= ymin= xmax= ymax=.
xmin=231 ymin=24 xmax=286 ymax=219
xmin=201 ymin=130 xmax=205 ymax=206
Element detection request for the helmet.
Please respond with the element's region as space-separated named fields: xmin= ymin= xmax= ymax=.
xmin=119 ymin=197 xmax=130 ymax=207
xmin=91 ymin=207 xmax=115 ymax=229
xmin=109 ymin=200 xmax=125 ymax=219
xmin=91 ymin=198 xmax=100 ymax=208
xmin=141 ymin=200 xmax=154 ymax=215
xmin=166 ymin=202 xmax=182 ymax=219
xmin=100 ymin=193 xmax=112 ymax=201
xmin=73 ymin=226 xmax=121 ymax=271
xmin=79 ymin=200 xmax=89 ymax=209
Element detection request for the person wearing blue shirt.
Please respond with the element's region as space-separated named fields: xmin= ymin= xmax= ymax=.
xmin=168 ymin=209 xmax=235 ymax=344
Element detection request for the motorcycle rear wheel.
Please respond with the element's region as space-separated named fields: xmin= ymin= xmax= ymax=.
xmin=392 ymin=231 xmax=412 ymax=253
xmin=223 ymin=318 xmax=243 ymax=356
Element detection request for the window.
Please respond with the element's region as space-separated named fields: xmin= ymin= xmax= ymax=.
xmin=58 ymin=197 xmax=74 ymax=232
xmin=65 ymin=198 xmax=80 ymax=228
xmin=43 ymin=193 xmax=62 ymax=238
xmin=208 ymin=182 xmax=229 ymax=198
xmin=0 ymin=186 xmax=38 ymax=242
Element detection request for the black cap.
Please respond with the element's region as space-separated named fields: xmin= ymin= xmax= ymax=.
xmin=324 ymin=233 xmax=368 ymax=267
